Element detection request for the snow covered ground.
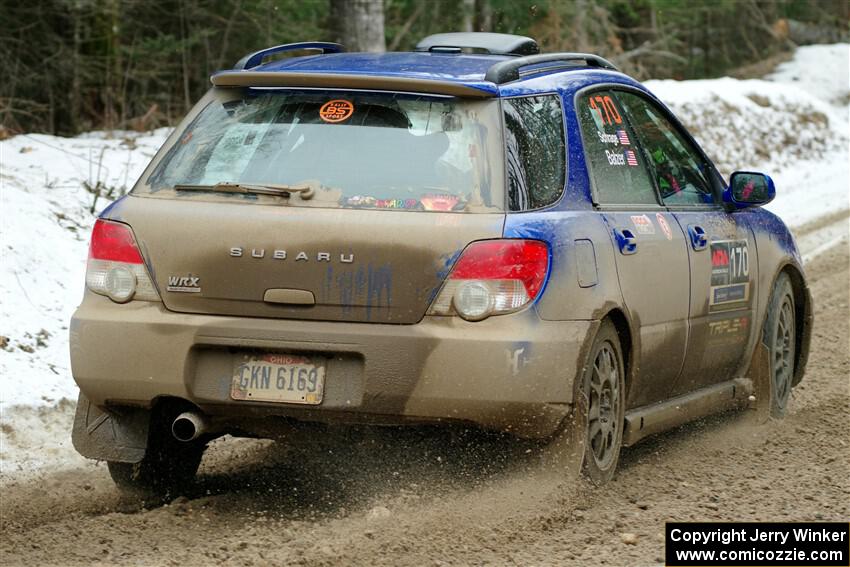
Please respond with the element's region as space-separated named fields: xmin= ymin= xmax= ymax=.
xmin=1 ymin=130 xmax=170 ymax=409
xmin=0 ymin=44 xmax=848 ymax=471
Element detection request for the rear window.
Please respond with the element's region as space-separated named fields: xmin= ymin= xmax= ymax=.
xmin=140 ymin=90 xmax=505 ymax=213
xmin=503 ymin=94 xmax=566 ymax=211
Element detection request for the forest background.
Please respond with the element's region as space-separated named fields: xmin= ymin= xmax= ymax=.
xmin=1 ymin=0 xmax=847 ymax=136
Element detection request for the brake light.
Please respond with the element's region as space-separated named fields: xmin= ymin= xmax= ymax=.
xmin=428 ymin=240 xmax=549 ymax=321
xmin=89 ymin=220 xmax=144 ymax=264
xmin=85 ymin=219 xmax=159 ymax=303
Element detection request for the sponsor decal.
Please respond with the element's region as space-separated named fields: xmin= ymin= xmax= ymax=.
xmin=630 ymin=214 xmax=656 ymax=235
xmin=712 ymin=246 xmax=729 ymax=269
xmin=167 ymin=274 xmax=201 ymax=293
xmin=712 ymin=283 xmax=748 ymax=304
xmin=319 ymin=99 xmax=354 ymax=123
xmin=709 ymin=240 xmax=750 ymax=311
xmin=656 ymin=212 xmax=673 ymax=240
xmin=343 ymin=195 xmax=376 ymax=207
xmin=711 ymin=240 xmax=748 ymax=286
xmin=420 ymin=194 xmax=459 ymax=211
xmin=375 ymin=198 xmax=419 ymax=209
xmin=624 ymin=149 xmax=638 ymax=166
xmin=708 ymin=315 xmax=750 ymax=346
xmin=344 ymin=196 xmax=419 ymax=209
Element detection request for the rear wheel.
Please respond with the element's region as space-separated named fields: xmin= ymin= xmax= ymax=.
xmin=107 ymin=419 xmax=205 ymax=498
xmin=763 ymin=272 xmax=796 ymax=417
xmin=576 ymin=320 xmax=626 ymax=485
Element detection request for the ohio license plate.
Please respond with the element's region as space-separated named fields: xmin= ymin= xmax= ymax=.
xmin=231 ymin=353 xmax=325 ymax=404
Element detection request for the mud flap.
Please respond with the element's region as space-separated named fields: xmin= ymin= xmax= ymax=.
xmin=541 ymin=393 xmax=587 ymax=479
xmin=748 ymin=342 xmax=772 ymax=424
xmin=71 ymin=392 xmax=150 ymax=463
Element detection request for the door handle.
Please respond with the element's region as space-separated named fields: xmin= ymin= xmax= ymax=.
xmin=688 ymin=225 xmax=708 ymax=251
xmin=614 ymin=228 xmax=637 ymax=255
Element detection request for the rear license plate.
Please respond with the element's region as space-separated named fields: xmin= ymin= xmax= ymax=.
xmin=231 ymin=353 xmax=325 ymax=405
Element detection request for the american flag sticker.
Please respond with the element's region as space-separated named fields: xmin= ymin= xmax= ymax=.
xmin=616 ymin=129 xmax=630 ymax=145
xmin=624 ymin=149 xmax=638 ymax=166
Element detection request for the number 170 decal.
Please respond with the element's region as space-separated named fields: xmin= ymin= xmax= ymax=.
xmin=710 ymin=240 xmax=750 ymax=311
xmin=589 ymin=95 xmax=622 ymax=126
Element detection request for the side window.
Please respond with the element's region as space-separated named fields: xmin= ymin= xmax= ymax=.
xmin=503 ymin=95 xmax=566 ymax=211
xmin=577 ymin=91 xmax=658 ymax=206
xmin=616 ymin=92 xmax=715 ymax=206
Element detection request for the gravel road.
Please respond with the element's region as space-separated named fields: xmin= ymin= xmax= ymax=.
xmin=1 ymin=230 xmax=848 ymax=567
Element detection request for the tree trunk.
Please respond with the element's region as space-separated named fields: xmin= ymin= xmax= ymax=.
xmin=331 ymin=0 xmax=385 ymax=53
xmin=573 ymin=0 xmax=588 ymax=52
xmin=462 ymin=0 xmax=475 ymax=32
xmin=475 ymin=0 xmax=492 ymax=32
xmin=70 ymin=1 xmax=82 ymax=133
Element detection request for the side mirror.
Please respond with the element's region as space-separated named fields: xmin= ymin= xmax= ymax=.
xmin=723 ymin=171 xmax=775 ymax=210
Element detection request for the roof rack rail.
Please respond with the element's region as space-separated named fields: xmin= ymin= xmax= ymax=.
xmin=234 ymin=42 xmax=344 ymax=70
xmin=415 ymin=32 xmax=539 ymax=56
xmin=485 ymin=53 xmax=619 ymax=84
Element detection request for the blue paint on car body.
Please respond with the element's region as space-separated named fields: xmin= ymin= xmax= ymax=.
xmin=427 ymin=248 xmax=464 ymax=304
xmin=99 ymin=194 xmax=129 ymax=221
xmin=365 ymin=263 xmax=393 ymax=321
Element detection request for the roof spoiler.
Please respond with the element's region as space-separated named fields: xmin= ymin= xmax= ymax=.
xmin=211 ymin=71 xmax=496 ymax=98
xmin=233 ymin=42 xmax=344 ymax=70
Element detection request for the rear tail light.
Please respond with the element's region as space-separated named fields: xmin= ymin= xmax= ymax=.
xmin=85 ymin=219 xmax=159 ymax=303
xmin=428 ymin=240 xmax=549 ymax=321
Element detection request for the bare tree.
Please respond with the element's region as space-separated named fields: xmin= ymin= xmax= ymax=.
xmin=462 ymin=0 xmax=475 ymax=32
xmin=475 ymin=0 xmax=492 ymax=32
xmin=331 ymin=0 xmax=386 ymax=52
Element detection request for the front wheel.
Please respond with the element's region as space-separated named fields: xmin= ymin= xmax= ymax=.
xmin=763 ymin=272 xmax=796 ymax=417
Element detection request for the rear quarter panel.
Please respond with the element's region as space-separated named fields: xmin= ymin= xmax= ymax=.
xmin=504 ymin=211 xmax=623 ymax=322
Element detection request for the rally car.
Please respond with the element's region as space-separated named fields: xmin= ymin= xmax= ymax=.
xmin=70 ymin=32 xmax=812 ymax=491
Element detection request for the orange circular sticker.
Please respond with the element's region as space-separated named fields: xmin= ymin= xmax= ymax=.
xmin=319 ymin=100 xmax=354 ymax=123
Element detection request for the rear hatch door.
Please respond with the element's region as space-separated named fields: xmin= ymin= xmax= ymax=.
xmin=113 ymin=195 xmax=504 ymax=324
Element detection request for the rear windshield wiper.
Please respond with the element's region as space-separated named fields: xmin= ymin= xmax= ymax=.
xmin=174 ymin=182 xmax=314 ymax=199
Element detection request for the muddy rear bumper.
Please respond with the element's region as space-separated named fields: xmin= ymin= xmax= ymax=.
xmin=70 ymin=292 xmax=594 ymax=438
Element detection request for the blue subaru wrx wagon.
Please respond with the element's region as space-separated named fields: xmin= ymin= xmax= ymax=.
xmin=70 ymin=32 xmax=812 ymax=491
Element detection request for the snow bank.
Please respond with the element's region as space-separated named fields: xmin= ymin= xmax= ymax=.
xmin=0 ymin=130 xmax=169 ymax=410
xmin=645 ymin=43 xmax=849 ymax=231
xmin=645 ymin=44 xmax=849 ymax=177
xmin=768 ymin=43 xmax=850 ymax=107
xmin=0 ymin=44 xmax=847 ymax=422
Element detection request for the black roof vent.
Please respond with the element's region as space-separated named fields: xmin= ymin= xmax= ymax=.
xmin=415 ymin=32 xmax=539 ymax=56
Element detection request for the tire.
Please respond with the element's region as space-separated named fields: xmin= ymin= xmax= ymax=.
xmin=108 ymin=426 xmax=204 ymax=498
xmin=763 ymin=272 xmax=796 ymax=417
xmin=576 ymin=320 xmax=626 ymax=485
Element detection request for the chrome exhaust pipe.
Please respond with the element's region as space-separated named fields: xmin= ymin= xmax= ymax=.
xmin=171 ymin=411 xmax=207 ymax=442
